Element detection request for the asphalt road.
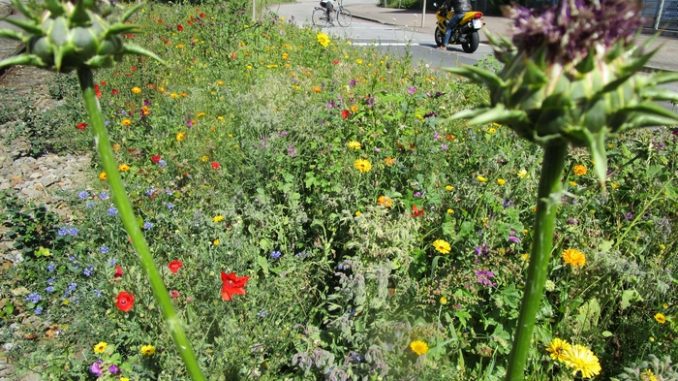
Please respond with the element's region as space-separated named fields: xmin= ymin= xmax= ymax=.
xmin=270 ymin=0 xmax=492 ymax=70
xmin=271 ymin=0 xmax=677 ymax=111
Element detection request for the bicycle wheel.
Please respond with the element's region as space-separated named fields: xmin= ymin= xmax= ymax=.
xmin=337 ymin=7 xmax=352 ymax=27
xmin=312 ymin=8 xmax=330 ymax=27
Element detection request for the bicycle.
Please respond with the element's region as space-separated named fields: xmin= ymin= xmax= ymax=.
xmin=312 ymin=0 xmax=352 ymax=27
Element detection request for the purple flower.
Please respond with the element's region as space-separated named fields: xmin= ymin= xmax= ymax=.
xmin=186 ymin=119 xmax=193 ymax=127
xmin=510 ymin=0 xmax=642 ymax=64
xmin=624 ymin=211 xmax=634 ymax=221
xmin=25 ymin=292 xmax=42 ymax=304
xmin=107 ymin=207 xmax=118 ymax=217
xmin=348 ymin=79 xmax=357 ymax=88
xmin=89 ymin=360 xmax=103 ymax=377
xmin=365 ymin=95 xmax=375 ymax=107
xmin=165 ymin=202 xmax=175 ymax=210
xmin=78 ymin=191 xmax=90 ymax=200
xmin=475 ymin=269 xmax=496 ymax=287
xmin=407 ymin=86 xmax=416 ymax=95
xmin=108 ymin=364 xmax=120 ymax=375
xmin=34 ymin=306 xmax=43 ymax=315
xmin=86 ymin=201 xmax=95 ymax=209
xmin=158 ymin=159 xmax=167 ymax=168
xmin=143 ymin=222 xmax=154 ymax=230
xmin=278 ymin=130 xmax=289 ymax=137
xmin=440 ymin=144 xmax=449 ymax=151
xmin=99 ymin=245 xmax=110 ymax=254
xmin=83 ymin=265 xmax=94 ymax=277
xmin=270 ymin=250 xmax=282 ymax=260
xmin=287 ymin=145 xmax=298 ymax=157
xmin=99 ymin=192 xmax=109 ymax=200
xmin=47 ymin=262 xmax=56 ymax=272
xmin=326 ymin=100 xmax=336 ymax=109
xmin=475 ymin=244 xmax=490 ymax=256
xmin=45 ymin=286 xmax=55 ymax=293
xmin=508 ymin=232 xmax=521 ymax=244
xmin=413 ymin=191 xmax=423 ymax=198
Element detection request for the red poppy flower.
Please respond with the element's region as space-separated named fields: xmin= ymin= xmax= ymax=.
xmin=199 ymin=12 xmax=206 ymax=18
xmin=341 ymin=109 xmax=350 ymax=120
xmin=76 ymin=122 xmax=88 ymax=130
xmin=130 ymin=65 xmax=137 ymax=72
xmin=111 ymin=88 xmax=119 ymax=96
xmin=114 ymin=264 xmax=123 ymax=278
xmin=115 ymin=291 xmax=135 ymax=312
xmin=168 ymin=260 xmax=183 ymax=274
xmin=220 ymin=272 xmax=249 ymax=301
xmin=150 ymin=154 xmax=161 ymax=164
xmin=210 ymin=161 xmax=221 ymax=170
xmin=169 ymin=290 xmax=180 ymax=299
xmin=100 ymin=81 xmax=107 ymax=86
xmin=332 ymin=59 xmax=340 ymax=65
xmin=411 ymin=204 xmax=425 ymax=218
xmin=94 ymin=84 xmax=102 ymax=98
xmin=177 ymin=24 xmax=184 ymax=32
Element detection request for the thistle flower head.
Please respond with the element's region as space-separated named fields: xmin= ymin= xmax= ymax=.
xmin=449 ymin=0 xmax=678 ymax=187
xmin=0 ymin=0 xmax=163 ymax=72
xmin=511 ymin=0 xmax=642 ymax=65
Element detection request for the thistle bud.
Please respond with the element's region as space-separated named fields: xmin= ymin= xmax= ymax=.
xmin=449 ymin=0 xmax=678 ymax=186
xmin=0 ymin=0 xmax=163 ymax=72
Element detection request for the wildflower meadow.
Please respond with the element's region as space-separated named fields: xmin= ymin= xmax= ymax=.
xmin=0 ymin=0 xmax=676 ymax=380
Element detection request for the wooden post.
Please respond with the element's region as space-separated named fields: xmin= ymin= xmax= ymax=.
xmin=252 ymin=0 xmax=256 ymax=22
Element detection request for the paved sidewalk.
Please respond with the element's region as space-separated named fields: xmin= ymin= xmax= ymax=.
xmin=345 ymin=3 xmax=677 ymax=72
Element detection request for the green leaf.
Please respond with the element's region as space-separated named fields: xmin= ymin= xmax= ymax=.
xmin=0 ymin=54 xmax=45 ymax=70
xmin=0 ymin=29 xmax=28 ymax=42
xmin=620 ymin=289 xmax=642 ymax=311
xmin=121 ymin=2 xmax=145 ymax=23
xmin=467 ymin=105 xmax=528 ymax=126
xmin=581 ymin=129 xmax=608 ymax=188
xmin=574 ymin=298 xmax=601 ymax=333
xmin=650 ymin=72 xmax=678 ymax=85
xmin=255 ymin=256 xmax=269 ymax=278
xmin=3 ymin=16 xmax=42 ymax=35
xmin=446 ymin=65 xmax=505 ymax=90
xmin=11 ymin=0 xmax=37 ymax=20
xmin=640 ymin=89 xmax=678 ymax=103
xmin=448 ymin=107 xmax=490 ymax=121
xmin=122 ymin=43 xmax=166 ymax=66
xmin=106 ymin=23 xmax=140 ymax=38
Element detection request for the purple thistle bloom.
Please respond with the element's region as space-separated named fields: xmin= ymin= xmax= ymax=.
xmin=89 ymin=360 xmax=103 ymax=377
xmin=348 ymin=79 xmax=357 ymax=88
xmin=508 ymin=232 xmax=521 ymax=244
xmin=510 ymin=0 xmax=642 ymax=64
xmin=475 ymin=269 xmax=496 ymax=287
xmin=407 ymin=86 xmax=416 ymax=95
xmin=108 ymin=364 xmax=120 ymax=375
xmin=365 ymin=95 xmax=375 ymax=107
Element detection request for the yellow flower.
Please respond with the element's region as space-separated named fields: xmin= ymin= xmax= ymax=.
xmin=170 ymin=92 xmax=180 ymax=99
xmin=112 ymin=143 xmax=121 ymax=153
xmin=354 ymin=210 xmax=362 ymax=217
xmin=663 ymin=303 xmax=669 ymax=309
xmin=353 ymin=159 xmax=372 ymax=173
xmin=213 ymin=239 xmax=220 ymax=246
xmin=476 ymin=175 xmax=488 ymax=183
xmin=561 ymin=344 xmax=602 ymax=378
xmin=140 ymin=344 xmax=156 ymax=356
xmin=35 ymin=247 xmax=51 ymax=257
xmin=266 ymin=64 xmax=278 ymax=69
xmin=93 ymin=341 xmax=108 ymax=354
xmin=432 ymin=239 xmax=451 ymax=254
xmin=445 ymin=185 xmax=455 ymax=192
xmin=98 ymin=171 xmax=107 ymax=181
xmin=245 ymin=64 xmax=253 ymax=70
xmin=409 ymin=340 xmax=429 ymax=356
xmin=200 ymin=155 xmax=209 ymax=162
xmin=610 ymin=181 xmax=620 ymax=190
xmin=377 ymin=195 xmax=393 ymax=208
xmin=316 ymin=32 xmax=331 ymax=47
xmin=196 ymin=112 xmax=206 ymax=119
xmin=212 ymin=215 xmax=225 ymax=223
xmin=439 ymin=296 xmax=448 ymax=305
xmin=654 ymin=312 xmax=667 ymax=324
xmin=282 ymin=52 xmax=289 ymax=60
xmin=642 ymin=369 xmax=658 ymax=381
xmin=350 ymin=104 xmax=359 ymax=113
xmin=496 ymin=178 xmax=506 ymax=186
xmin=546 ymin=338 xmax=571 ymax=362
xmin=383 ymin=157 xmax=396 ymax=167
xmin=118 ymin=164 xmax=130 ymax=172
xmin=176 ymin=132 xmax=186 ymax=142
xmin=120 ymin=378 xmax=130 ymax=381
xmin=573 ymin=164 xmax=587 ymax=176
xmin=131 ymin=86 xmax=142 ymax=95
xmin=176 ymin=43 xmax=185 ymax=49
xmin=487 ymin=127 xmax=497 ymax=135
xmin=520 ymin=253 xmax=530 ymax=262
xmin=446 ymin=208 xmax=454 ymax=215
xmin=346 ymin=141 xmax=361 ymax=150
xmin=569 ymin=181 xmax=578 ymax=187
xmin=311 ymin=85 xmax=322 ymax=93
xmin=355 ymin=58 xmax=363 ymax=65
xmin=517 ymin=169 xmax=528 ymax=179
xmin=215 ymin=80 xmax=225 ymax=86
xmin=121 ymin=118 xmax=132 ymax=127
xmin=562 ymin=248 xmax=586 ymax=268
xmin=217 ymin=116 xmax=225 ymax=122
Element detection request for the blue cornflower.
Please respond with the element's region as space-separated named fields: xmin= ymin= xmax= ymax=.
xmin=68 ymin=227 xmax=79 ymax=236
xmin=34 ymin=306 xmax=43 ymax=315
xmin=64 ymin=282 xmax=77 ymax=297
xmin=107 ymin=206 xmax=118 ymax=216
xmin=99 ymin=192 xmax=109 ymax=200
xmin=165 ymin=202 xmax=175 ymax=210
xmin=83 ymin=265 xmax=94 ymax=277
xmin=145 ymin=187 xmax=156 ymax=197
xmin=47 ymin=277 xmax=55 ymax=285
xmin=108 ymin=258 xmax=117 ymax=267
xmin=143 ymin=222 xmax=154 ymax=230
xmin=257 ymin=310 xmax=268 ymax=318
xmin=47 ymin=262 xmax=56 ymax=272
xmin=78 ymin=191 xmax=90 ymax=200
xmin=57 ymin=227 xmax=68 ymax=237
xmin=86 ymin=201 xmax=95 ymax=209
xmin=158 ymin=159 xmax=167 ymax=168
xmin=45 ymin=286 xmax=55 ymax=293
xmin=26 ymin=292 xmax=42 ymax=303
xmin=99 ymin=245 xmax=109 ymax=254
xmin=270 ymin=250 xmax=282 ymax=260
xmin=93 ymin=289 xmax=102 ymax=298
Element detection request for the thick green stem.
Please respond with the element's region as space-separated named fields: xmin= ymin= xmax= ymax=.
xmin=77 ymin=68 xmax=206 ymax=381
xmin=505 ymin=142 xmax=568 ymax=381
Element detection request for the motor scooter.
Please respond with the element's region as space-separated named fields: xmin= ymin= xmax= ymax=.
xmin=433 ymin=3 xmax=484 ymax=53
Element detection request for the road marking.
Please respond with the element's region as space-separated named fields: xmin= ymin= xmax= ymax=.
xmin=351 ymin=42 xmax=412 ymax=46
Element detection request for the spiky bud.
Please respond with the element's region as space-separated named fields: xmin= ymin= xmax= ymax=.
xmin=0 ymin=0 xmax=163 ymax=72
xmin=449 ymin=0 xmax=678 ymax=185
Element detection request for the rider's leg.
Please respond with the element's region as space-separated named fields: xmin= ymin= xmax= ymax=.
xmin=442 ymin=12 xmax=463 ymax=47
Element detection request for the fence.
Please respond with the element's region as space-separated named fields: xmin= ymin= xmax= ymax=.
xmin=643 ymin=0 xmax=678 ymax=32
